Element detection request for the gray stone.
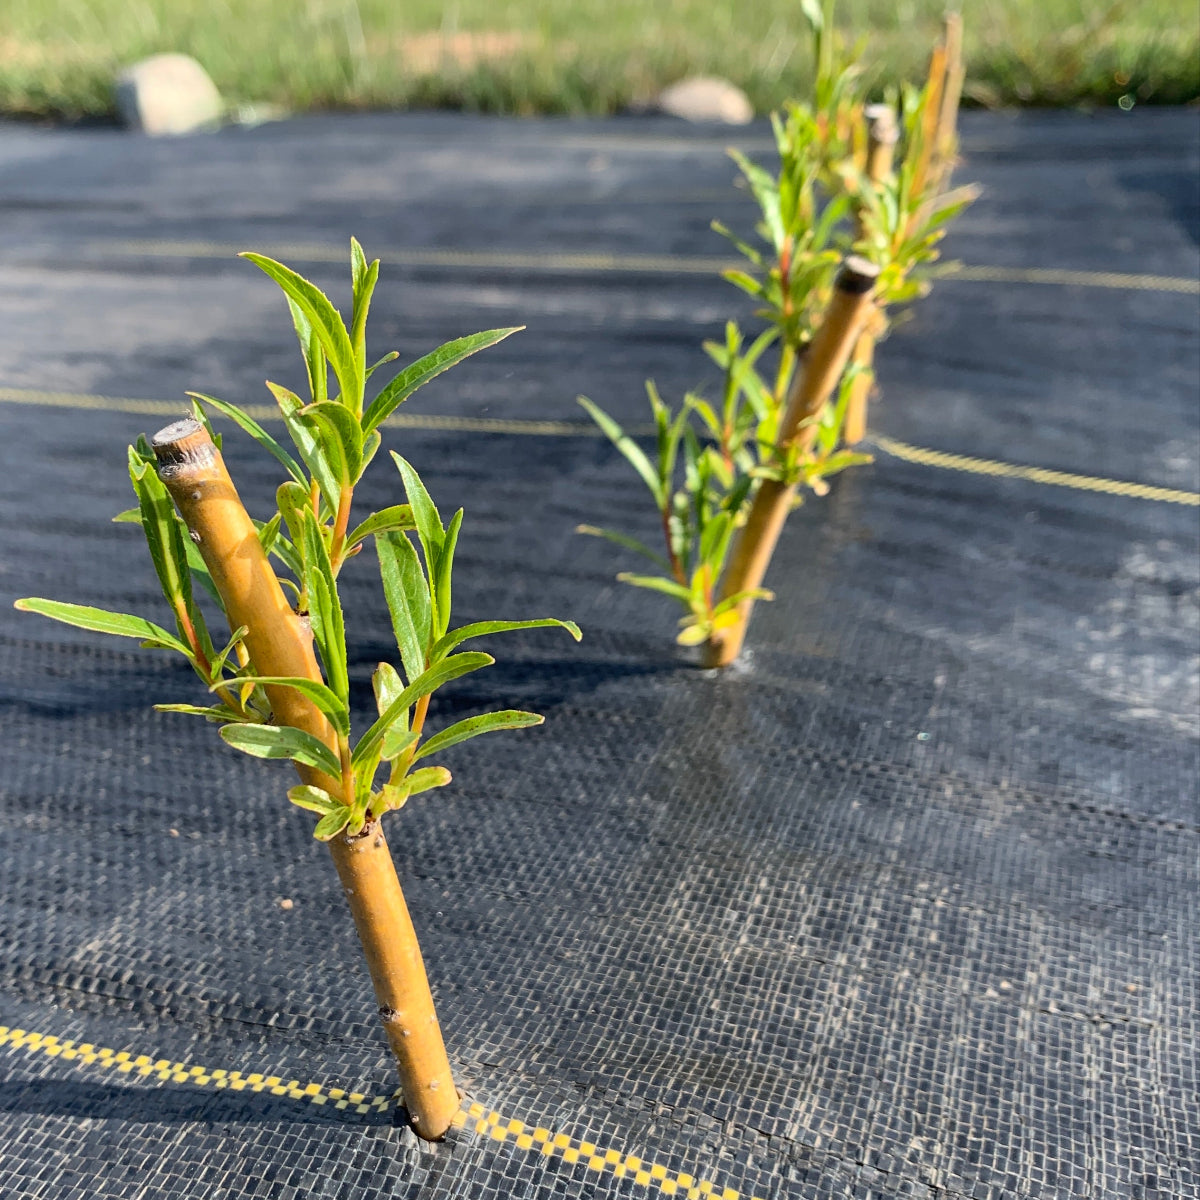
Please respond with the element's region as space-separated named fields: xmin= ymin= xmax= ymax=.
xmin=655 ymin=76 xmax=753 ymax=125
xmin=114 ymin=54 xmax=223 ymax=136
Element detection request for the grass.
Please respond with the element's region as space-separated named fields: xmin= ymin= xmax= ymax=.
xmin=0 ymin=0 xmax=1196 ymax=121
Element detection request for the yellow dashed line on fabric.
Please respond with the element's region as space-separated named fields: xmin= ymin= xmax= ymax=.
xmin=0 ymin=1024 xmax=764 ymax=1200
xmin=871 ymin=434 xmax=1200 ymax=506
xmin=87 ymin=239 xmax=1199 ymax=294
xmin=2 ymin=386 xmax=1195 ymax=506
xmin=931 ymin=262 xmax=1200 ymax=294
xmin=0 ymin=386 xmax=603 ymax=437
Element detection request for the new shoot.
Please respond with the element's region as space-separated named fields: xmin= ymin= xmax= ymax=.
xmin=17 ymin=240 xmax=580 ymax=1139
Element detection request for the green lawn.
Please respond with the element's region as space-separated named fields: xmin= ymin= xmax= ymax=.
xmin=1 ymin=0 xmax=1196 ymax=120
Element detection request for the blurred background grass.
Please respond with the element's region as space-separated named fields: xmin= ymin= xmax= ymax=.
xmin=1 ymin=0 xmax=1196 ymax=121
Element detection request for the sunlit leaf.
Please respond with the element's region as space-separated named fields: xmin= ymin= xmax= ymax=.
xmin=362 ymin=327 xmax=523 ymax=435
xmin=14 ymin=598 xmax=188 ymax=655
xmin=376 ymin=530 xmax=431 ymax=685
xmin=415 ymin=710 xmax=543 ymax=761
xmin=241 ymin=252 xmax=360 ymax=414
xmin=220 ymin=722 xmax=341 ymax=778
xmin=188 ymin=392 xmax=305 ymax=484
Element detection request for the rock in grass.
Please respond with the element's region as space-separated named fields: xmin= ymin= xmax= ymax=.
xmin=114 ymin=54 xmax=223 ymax=136
xmin=655 ymin=76 xmax=753 ymax=125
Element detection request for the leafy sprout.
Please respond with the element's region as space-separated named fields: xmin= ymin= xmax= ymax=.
xmin=579 ymin=2 xmax=973 ymax=648
xmin=17 ymin=239 xmax=580 ymax=839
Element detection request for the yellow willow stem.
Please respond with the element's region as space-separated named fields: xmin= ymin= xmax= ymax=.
xmin=330 ymin=483 xmax=354 ymax=573
xmin=151 ymin=417 xmax=458 ymax=1139
xmin=704 ymin=258 xmax=880 ymax=668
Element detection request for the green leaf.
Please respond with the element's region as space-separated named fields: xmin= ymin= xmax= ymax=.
xmin=575 ymin=525 xmax=669 ymax=572
xmin=286 ymin=297 xmax=327 ymax=405
xmin=189 ymin=395 xmax=223 ymax=450
xmin=371 ymin=765 xmax=453 ymax=816
xmin=188 ymin=392 xmax=306 ymax=485
xmin=256 ymin=513 xmax=283 ymax=557
xmin=372 ymin=661 xmax=404 ymax=718
xmin=220 ymin=723 xmax=342 ymax=778
xmin=365 ymin=350 xmax=399 ymax=380
xmin=711 ymin=219 xmax=764 ymax=267
xmin=381 ymin=727 xmax=419 ymax=762
xmin=297 ymin=400 xmax=363 ymax=487
xmin=349 ymin=241 xmax=379 ymax=401
xmin=361 ymin=428 xmax=383 ymax=476
xmin=578 ymin=397 xmax=664 ymax=509
xmin=391 ymin=454 xmax=444 ymax=579
xmin=362 ymin=327 xmax=523 ymax=435
xmin=711 ymin=587 xmax=774 ymax=617
xmin=394 ymin=766 xmax=453 ymax=801
xmin=14 ymin=598 xmax=189 ymax=655
xmin=430 ymin=617 xmax=582 ymax=663
xmin=720 ymin=269 xmax=766 ymax=300
xmin=154 ymin=702 xmax=245 ymax=721
xmin=276 ymin=480 xmax=312 ymax=556
xmin=241 ymin=252 xmax=360 ymax=415
xmin=675 ymin=622 xmax=710 ymax=647
xmin=313 ymin=807 xmax=353 ymax=841
xmin=353 ymin=651 xmax=493 ymax=771
xmin=302 ymin=513 xmax=349 ymax=704
xmin=128 ymin=448 xmax=197 ymax=624
xmin=345 ymin=505 xmax=414 ymax=552
xmin=287 ymin=784 xmax=341 ymax=814
xmin=376 ymin=531 xmax=431 ymax=685
xmin=415 ymin=710 xmax=543 ymax=761
xmin=615 ymin=573 xmax=693 ymax=603
xmin=433 ymin=508 xmax=463 ymax=640
xmin=267 ymin=380 xmax=341 ymax=513
xmin=221 ymin=675 xmax=349 ymax=737
xmin=115 ymin=501 xmax=225 ymax=612
xmin=210 ymin=624 xmax=250 ymax=679
xmin=699 ymin=510 xmax=734 ymax=569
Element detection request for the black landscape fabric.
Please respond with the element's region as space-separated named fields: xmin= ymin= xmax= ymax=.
xmin=0 ymin=109 xmax=1197 ymax=1200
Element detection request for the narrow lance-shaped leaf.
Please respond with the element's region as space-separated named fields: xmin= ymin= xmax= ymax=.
xmin=365 ymin=350 xmax=399 ymax=381
xmin=414 ymin=710 xmax=543 ymax=762
xmin=575 ymin=525 xmax=670 ymax=573
xmin=128 ymin=448 xmax=205 ymax=649
xmin=220 ymin=723 xmax=342 ymax=779
xmin=391 ymin=453 xmax=444 ymax=581
xmin=287 ymin=785 xmax=341 ymax=815
xmin=345 ymin=505 xmax=414 ymax=553
xmin=13 ymin=599 xmax=189 ymax=655
xmin=301 ymin=511 xmax=349 ymax=704
xmin=616 ymin=573 xmax=693 ymax=603
xmin=241 ymin=252 xmax=360 ymax=414
xmin=188 ymin=392 xmax=306 ymax=485
xmin=154 ymin=702 xmax=249 ymax=722
xmin=372 ymin=661 xmax=404 ymax=718
xmin=221 ymin=675 xmax=349 ymax=737
xmin=362 ymin=327 xmax=523 ymax=435
xmin=433 ymin=508 xmax=463 ymax=640
xmin=268 ymin=381 xmax=340 ymax=514
xmin=115 ymin=504 xmax=224 ymax=610
xmin=210 ymin=624 xmax=250 ymax=679
xmin=349 ymin=241 xmax=379 ymax=400
xmin=297 ymin=400 xmax=363 ymax=487
xmin=430 ymin=617 xmax=582 ymax=663
xmin=286 ymin=297 xmax=327 ymax=405
xmin=376 ymin=530 xmax=431 ymax=686
xmin=313 ymin=807 xmax=353 ymax=841
xmin=578 ymin=396 xmax=664 ymax=509
xmin=352 ymin=651 xmax=494 ymax=770
xmin=370 ymin=766 xmax=452 ymax=819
